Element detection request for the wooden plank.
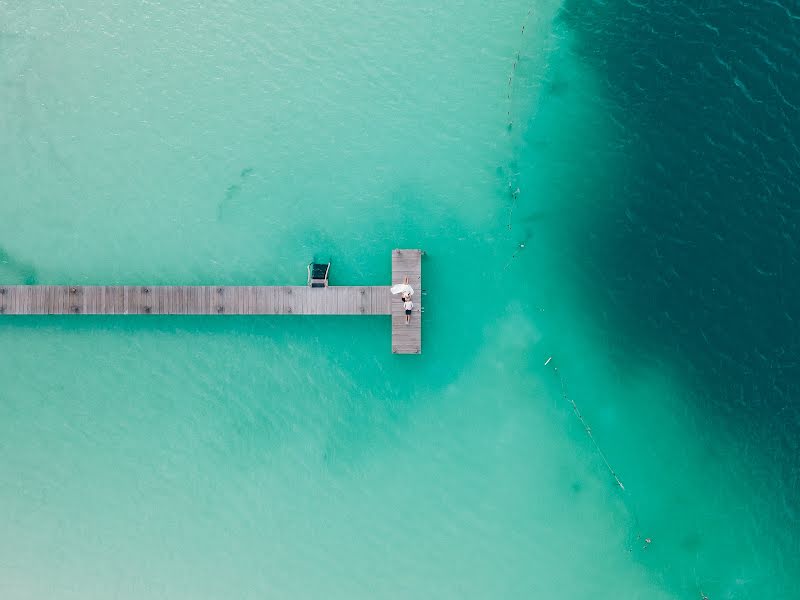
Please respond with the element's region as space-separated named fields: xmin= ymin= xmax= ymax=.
xmin=78 ymin=286 xmax=88 ymax=314
xmin=20 ymin=286 xmax=29 ymax=314
xmin=115 ymin=285 xmax=123 ymax=314
xmin=245 ymin=286 xmax=253 ymax=315
xmin=20 ymin=286 xmax=29 ymax=313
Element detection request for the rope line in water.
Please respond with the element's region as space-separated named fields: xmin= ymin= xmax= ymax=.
xmin=547 ymin=358 xmax=626 ymax=491
xmin=504 ymin=17 xmax=720 ymax=591
xmin=506 ymin=8 xmax=535 ymax=129
xmin=544 ymin=367 xmax=722 ymax=596
xmin=504 ymin=8 xmax=537 ymax=233
xmin=502 ymin=242 xmax=526 ymax=270
xmin=507 ymin=184 xmax=520 ymax=230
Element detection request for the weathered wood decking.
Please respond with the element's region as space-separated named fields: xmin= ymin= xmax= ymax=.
xmin=391 ymin=248 xmax=422 ymax=355
xmin=0 ymin=286 xmax=390 ymax=315
xmin=0 ymin=249 xmax=424 ymax=354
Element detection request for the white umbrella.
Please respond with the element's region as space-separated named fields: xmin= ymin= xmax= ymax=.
xmin=390 ymin=283 xmax=414 ymax=296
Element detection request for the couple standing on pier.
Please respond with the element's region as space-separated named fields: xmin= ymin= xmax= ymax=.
xmin=391 ymin=276 xmax=415 ymax=325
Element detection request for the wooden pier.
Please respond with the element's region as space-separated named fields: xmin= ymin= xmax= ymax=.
xmin=390 ymin=248 xmax=423 ymax=355
xmin=0 ymin=249 xmax=424 ymax=354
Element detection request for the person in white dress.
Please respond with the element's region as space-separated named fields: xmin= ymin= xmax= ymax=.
xmin=391 ymin=275 xmax=415 ymax=324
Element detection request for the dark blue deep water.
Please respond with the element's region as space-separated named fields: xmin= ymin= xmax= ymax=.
xmin=555 ymin=0 xmax=800 ymax=591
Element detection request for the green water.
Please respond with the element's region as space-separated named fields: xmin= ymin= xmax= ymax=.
xmin=1 ymin=2 xmax=792 ymax=598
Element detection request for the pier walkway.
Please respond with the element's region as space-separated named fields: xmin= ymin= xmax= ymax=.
xmin=0 ymin=249 xmax=423 ymax=354
xmin=390 ymin=248 xmax=422 ymax=354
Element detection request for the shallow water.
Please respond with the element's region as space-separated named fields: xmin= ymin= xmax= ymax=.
xmin=1 ymin=1 xmax=798 ymax=598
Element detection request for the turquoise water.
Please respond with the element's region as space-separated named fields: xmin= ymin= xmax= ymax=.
xmin=2 ymin=2 xmax=797 ymax=599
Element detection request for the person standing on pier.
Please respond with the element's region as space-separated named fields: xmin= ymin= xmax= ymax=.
xmin=403 ymin=295 xmax=414 ymax=325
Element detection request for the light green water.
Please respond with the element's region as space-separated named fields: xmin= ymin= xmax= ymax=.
xmin=0 ymin=2 xmax=790 ymax=599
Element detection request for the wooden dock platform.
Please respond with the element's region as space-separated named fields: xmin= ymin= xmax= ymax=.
xmin=391 ymin=248 xmax=422 ymax=355
xmin=0 ymin=249 xmax=424 ymax=354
